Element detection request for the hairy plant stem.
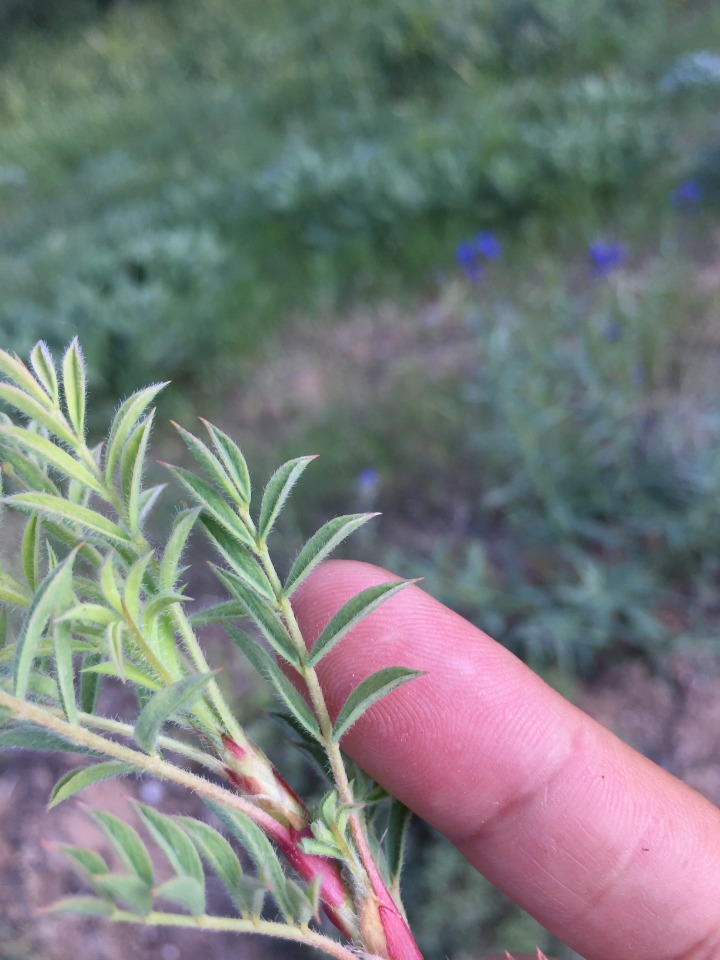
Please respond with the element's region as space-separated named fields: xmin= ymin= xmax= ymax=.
xmin=91 ymin=910 xmax=361 ymax=960
xmin=0 ymin=689 xmax=286 ymax=838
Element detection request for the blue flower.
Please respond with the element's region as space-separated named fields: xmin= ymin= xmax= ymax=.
xmin=670 ymin=179 xmax=703 ymax=208
xmin=588 ymin=241 xmax=627 ymax=277
xmin=456 ymin=231 xmax=501 ymax=281
xmin=474 ymin=231 xmax=502 ymax=260
xmin=355 ymin=467 xmax=380 ymax=495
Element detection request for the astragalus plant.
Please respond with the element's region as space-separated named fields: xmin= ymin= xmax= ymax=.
xmin=0 ymin=338 xmax=424 ymax=960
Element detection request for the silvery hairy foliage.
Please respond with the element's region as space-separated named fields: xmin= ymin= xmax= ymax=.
xmin=0 ymin=340 xmax=544 ymax=960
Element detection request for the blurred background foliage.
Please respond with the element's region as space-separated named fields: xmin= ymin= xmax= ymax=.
xmin=3 ymin=0 xmax=720 ymax=957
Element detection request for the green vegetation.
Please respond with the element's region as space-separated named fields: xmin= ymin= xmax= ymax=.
xmin=3 ymin=1 xmax=720 ymax=956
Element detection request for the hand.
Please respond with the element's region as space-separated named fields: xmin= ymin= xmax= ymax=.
xmin=292 ymin=561 xmax=720 ymax=960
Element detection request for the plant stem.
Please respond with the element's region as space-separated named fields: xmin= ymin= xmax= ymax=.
xmin=0 ymin=689 xmax=285 ymax=837
xmin=97 ymin=910 xmax=360 ymax=960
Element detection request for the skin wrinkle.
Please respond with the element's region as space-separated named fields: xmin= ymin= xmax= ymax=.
xmin=292 ymin=561 xmax=720 ymax=960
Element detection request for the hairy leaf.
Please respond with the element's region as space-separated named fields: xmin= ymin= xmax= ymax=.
xmin=80 ymin=651 xmax=103 ymax=714
xmin=159 ymin=508 xmax=201 ymax=592
xmin=165 ymin=465 xmax=255 ymax=550
xmin=29 ymin=342 xmax=59 ymax=404
xmin=200 ymin=419 xmax=251 ymax=504
xmin=45 ymin=897 xmax=114 ymax=917
xmin=134 ymin=672 xmax=214 ymax=753
xmin=175 ymin=817 xmax=252 ymax=914
xmin=173 ymin=422 xmax=247 ymax=509
xmin=53 ymin=619 xmax=77 ymax=724
xmin=83 ymin=659 xmax=161 ymax=691
xmin=207 ymin=802 xmax=294 ymax=920
xmin=0 ymin=425 xmax=102 ymax=493
xmin=257 ymin=456 xmax=315 ymax=543
xmin=104 ymin=382 xmax=167 ymax=483
xmin=0 ymin=443 xmax=59 ymax=495
xmin=332 ymin=667 xmax=422 ymax=741
xmin=0 ymin=383 xmax=75 ymax=446
xmin=213 ymin=568 xmax=299 ymax=668
xmin=14 ymin=546 xmax=78 ymax=700
xmin=154 ymin=876 xmax=205 ymax=916
xmin=58 ymin=845 xmax=109 ymax=877
xmin=284 ymin=513 xmax=377 ymax=596
xmin=91 ymin=873 xmax=152 ymax=915
xmin=126 ymin=412 xmax=155 ymax=537
xmin=134 ymin=803 xmax=205 ymax=887
xmin=6 ymin=492 xmax=131 ymax=546
xmin=0 ymin=570 xmax=29 ymax=607
xmin=0 ymin=724 xmax=102 ymax=755
xmin=309 ymin=579 xmax=415 ymax=666
xmin=92 ymin=810 xmax=154 ymax=886
xmin=61 ymin=339 xmax=87 ymax=439
xmin=0 ymin=350 xmax=53 ymax=405
xmin=201 ymin=514 xmax=274 ymax=602
xmin=227 ymin=626 xmax=320 ymax=741
xmin=21 ymin=514 xmax=41 ymax=593
xmin=385 ymin=799 xmax=412 ymax=891
xmin=49 ymin=762 xmax=135 ymax=808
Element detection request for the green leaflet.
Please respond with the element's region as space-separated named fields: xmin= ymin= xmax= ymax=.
xmin=53 ymin=619 xmax=77 ymax=724
xmin=0 ymin=443 xmax=59 ymax=496
xmin=29 ymin=341 xmax=59 ymax=404
xmin=134 ymin=671 xmax=214 ymax=753
xmin=61 ymin=338 xmax=86 ymax=439
xmin=0 ymin=425 xmax=102 ymax=494
xmin=173 ymin=422 xmax=247 ymax=509
xmin=0 ymin=569 xmax=29 ymax=607
xmin=21 ymin=514 xmax=41 ymax=593
xmin=104 ymin=382 xmax=167 ymax=484
xmin=6 ymin=492 xmax=132 ymax=546
xmin=207 ymin=802 xmax=295 ymax=921
xmin=165 ymin=465 xmax=255 ymax=550
xmin=0 ymin=724 xmax=103 ymax=755
xmin=91 ymin=873 xmax=152 ymax=915
xmin=91 ymin=810 xmax=154 ymax=886
xmin=309 ymin=579 xmax=415 ymax=666
xmin=58 ymin=845 xmax=109 ymax=877
xmin=0 ymin=349 xmax=53 ymax=405
xmin=213 ymin=567 xmax=299 ymax=668
xmin=385 ymin=799 xmax=412 ymax=892
xmin=48 ymin=761 xmax=135 ymax=808
xmin=284 ymin=513 xmax=377 ymax=596
xmin=0 ymin=383 xmax=75 ymax=447
xmin=45 ymin=897 xmax=114 ymax=917
xmin=227 ymin=626 xmax=320 ymax=741
xmin=175 ymin=817 xmax=249 ymax=912
xmin=332 ymin=666 xmax=423 ymax=741
xmin=154 ymin=876 xmax=205 ymax=916
xmin=201 ymin=514 xmax=275 ymax=602
xmin=257 ymin=456 xmax=316 ymax=543
xmin=82 ymin=659 xmax=162 ymax=692
xmin=199 ymin=418 xmax=251 ymax=504
xmin=134 ymin=803 xmax=205 ymax=888
xmin=160 ymin=508 xmax=201 ymax=592
xmin=13 ymin=546 xmax=78 ymax=701
xmin=120 ymin=413 xmax=155 ymax=536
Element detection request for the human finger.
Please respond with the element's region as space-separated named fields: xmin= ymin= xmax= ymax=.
xmin=292 ymin=561 xmax=720 ymax=960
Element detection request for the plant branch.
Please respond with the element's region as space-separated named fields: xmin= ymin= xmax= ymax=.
xmin=93 ymin=910 xmax=361 ymax=960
